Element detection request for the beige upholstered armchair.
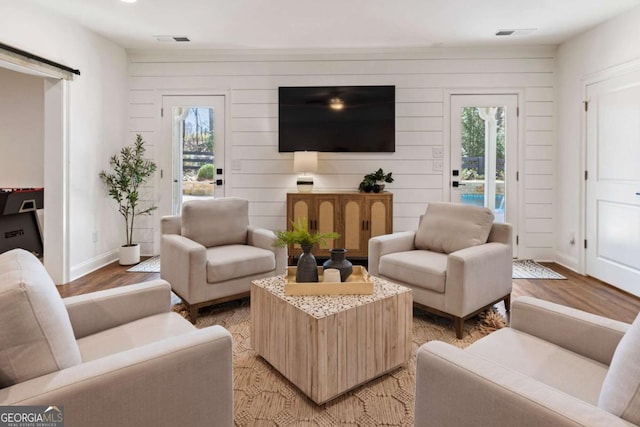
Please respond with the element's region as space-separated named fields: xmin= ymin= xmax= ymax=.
xmin=0 ymin=249 xmax=233 ymax=427
xmin=161 ymin=197 xmax=287 ymax=321
xmin=368 ymin=202 xmax=512 ymax=338
xmin=415 ymin=296 xmax=640 ymax=427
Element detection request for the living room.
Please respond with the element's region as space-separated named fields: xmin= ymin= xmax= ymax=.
xmin=1 ymin=1 xmax=640 ymax=425
xmin=0 ymin=1 xmax=638 ymax=290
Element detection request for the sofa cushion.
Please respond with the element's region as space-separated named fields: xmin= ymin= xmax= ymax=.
xmin=182 ymin=197 xmax=249 ymax=248
xmin=0 ymin=249 xmax=81 ymax=387
xmin=467 ymin=328 xmax=609 ymax=405
xmin=415 ymin=202 xmax=494 ymax=254
xmin=206 ymin=245 xmax=276 ymax=283
xmin=379 ymin=250 xmax=447 ymax=293
xmin=599 ymin=312 xmax=640 ymax=423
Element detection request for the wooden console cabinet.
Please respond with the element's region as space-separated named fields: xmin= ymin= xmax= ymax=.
xmin=286 ymin=191 xmax=393 ymax=260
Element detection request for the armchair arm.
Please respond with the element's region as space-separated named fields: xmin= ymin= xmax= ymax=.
xmin=160 ymin=234 xmax=207 ymax=302
xmin=64 ymin=280 xmax=172 ymax=339
xmin=511 ymin=296 xmax=630 ymax=365
xmin=445 ymin=242 xmax=512 ymax=317
xmin=415 ymin=341 xmax=634 ymax=427
xmin=368 ymin=231 xmax=416 ymax=276
xmin=0 ymin=326 xmax=234 ymax=427
xmin=247 ymin=226 xmax=287 ymax=275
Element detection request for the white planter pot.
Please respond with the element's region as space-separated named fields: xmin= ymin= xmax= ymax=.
xmin=119 ymin=244 xmax=140 ymax=266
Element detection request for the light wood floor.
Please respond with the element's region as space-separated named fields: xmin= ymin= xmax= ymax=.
xmin=58 ymin=260 xmax=640 ymax=324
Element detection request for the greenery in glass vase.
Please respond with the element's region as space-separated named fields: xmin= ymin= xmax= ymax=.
xmin=273 ymin=217 xmax=340 ymax=249
xmin=99 ymin=134 xmax=157 ymax=247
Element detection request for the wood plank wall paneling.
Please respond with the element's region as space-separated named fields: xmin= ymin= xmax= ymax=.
xmin=127 ymin=47 xmax=555 ymax=259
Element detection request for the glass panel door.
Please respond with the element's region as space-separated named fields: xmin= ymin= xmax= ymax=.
xmin=450 ymin=94 xmax=518 ymax=253
xmin=161 ymin=96 xmax=225 ymax=216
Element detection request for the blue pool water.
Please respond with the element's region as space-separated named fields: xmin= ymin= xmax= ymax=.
xmin=461 ymin=193 xmax=504 ymax=209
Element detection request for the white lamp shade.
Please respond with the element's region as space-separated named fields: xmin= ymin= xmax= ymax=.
xmin=293 ymin=151 xmax=318 ymax=173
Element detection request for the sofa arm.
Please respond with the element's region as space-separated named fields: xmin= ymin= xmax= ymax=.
xmin=445 ymin=242 xmax=512 ymax=316
xmin=1 ymin=326 xmax=234 ymax=427
xmin=415 ymin=341 xmax=634 ymax=427
xmin=368 ymin=231 xmax=416 ymax=276
xmin=64 ymin=280 xmax=172 ymax=339
xmin=511 ymin=296 xmax=630 ymax=365
xmin=161 ymin=234 xmax=207 ymax=301
xmin=248 ymin=226 xmax=287 ymax=275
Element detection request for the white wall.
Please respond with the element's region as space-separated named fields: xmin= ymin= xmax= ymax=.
xmin=0 ymin=67 xmax=44 ymax=187
xmin=0 ymin=2 xmax=129 ymax=281
xmin=129 ymin=46 xmax=556 ymax=259
xmin=555 ymin=5 xmax=640 ymax=271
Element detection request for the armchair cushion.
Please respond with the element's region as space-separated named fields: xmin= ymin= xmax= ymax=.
xmin=415 ymin=202 xmax=494 ymax=254
xmin=466 ymin=327 xmax=609 ymax=405
xmin=0 ymin=249 xmax=81 ymax=388
xmin=77 ymin=312 xmax=196 ymax=362
xmin=181 ymin=197 xmax=249 ymax=248
xmin=206 ymin=244 xmax=276 ymax=283
xmin=379 ymin=250 xmax=447 ymax=292
xmin=599 ymin=312 xmax=640 ymax=424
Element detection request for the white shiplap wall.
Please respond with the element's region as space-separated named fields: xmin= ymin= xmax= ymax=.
xmin=127 ymin=46 xmax=555 ymax=260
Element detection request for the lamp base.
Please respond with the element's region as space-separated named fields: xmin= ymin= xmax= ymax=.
xmin=297 ymin=176 xmax=314 ymax=192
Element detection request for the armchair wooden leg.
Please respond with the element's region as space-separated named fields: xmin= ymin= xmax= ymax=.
xmin=454 ymin=317 xmax=464 ymax=339
xmin=504 ymin=294 xmax=511 ymax=312
xmin=189 ymin=304 xmax=199 ymax=324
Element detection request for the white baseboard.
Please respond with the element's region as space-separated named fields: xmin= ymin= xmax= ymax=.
xmin=68 ymin=250 xmax=117 ymax=283
xmin=554 ymin=252 xmax=580 ymax=274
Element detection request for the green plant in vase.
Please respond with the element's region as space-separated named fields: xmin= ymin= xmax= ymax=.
xmin=274 ymin=217 xmax=339 ymax=283
xmin=358 ymin=168 xmax=394 ymax=193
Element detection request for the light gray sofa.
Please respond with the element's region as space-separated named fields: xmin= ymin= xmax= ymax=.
xmin=415 ymin=296 xmax=640 ymax=427
xmin=161 ymin=197 xmax=287 ymax=322
xmin=0 ymin=249 xmax=233 ymax=427
xmin=369 ymin=202 xmax=512 ymax=338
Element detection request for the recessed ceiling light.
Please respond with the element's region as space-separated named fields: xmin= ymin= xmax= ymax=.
xmin=121 ymin=0 xmax=137 ymax=3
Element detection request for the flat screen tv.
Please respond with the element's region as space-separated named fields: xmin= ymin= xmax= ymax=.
xmin=278 ymin=85 xmax=395 ymax=152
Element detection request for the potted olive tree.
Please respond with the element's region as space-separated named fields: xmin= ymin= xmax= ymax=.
xmin=99 ymin=134 xmax=157 ymax=265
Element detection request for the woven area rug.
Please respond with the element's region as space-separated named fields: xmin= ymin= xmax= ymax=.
xmin=126 ymin=255 xmax=160 ymax=272
xmin=173 ymin=300 xmax=506 ymax=426
xmin=513 ymin=259 xmax=566 ymax=279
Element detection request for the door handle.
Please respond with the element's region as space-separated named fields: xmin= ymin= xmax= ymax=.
xmin=452 ymin=181 xmax=466 ymax=187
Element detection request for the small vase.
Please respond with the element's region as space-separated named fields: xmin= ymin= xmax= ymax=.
xmin=323 ymin=248 xmax=353 ymax=282
xmin=296 ymin=245 xmax=319 ymax=283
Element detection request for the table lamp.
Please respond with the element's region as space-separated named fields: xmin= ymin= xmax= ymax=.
xmin=293 ymin=151 xmax=318 ymax=192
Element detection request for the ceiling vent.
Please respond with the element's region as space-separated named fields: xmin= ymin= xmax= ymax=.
xmin=154 ymin=35 xmax=191 ymax=43
xmin=496 ymin=29 xmax=536 ymax=36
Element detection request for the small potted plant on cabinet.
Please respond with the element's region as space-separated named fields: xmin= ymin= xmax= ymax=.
xmin=99 ymin=134 xmax=157 ymax=265
xmin=273 ymin=217 xmax=339 ymax=283
xmin=358 ymin=168 xmax=394 ymax=193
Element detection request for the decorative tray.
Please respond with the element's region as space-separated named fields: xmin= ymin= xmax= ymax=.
xmin=284 ymin=265 xmax=374 ymax=296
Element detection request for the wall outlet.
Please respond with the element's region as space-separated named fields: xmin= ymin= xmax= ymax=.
xmin=433 ymin=160 xmax=443 ymax=172
xmin=231 ymin=159 xmax=242 ymax=170
xmin=569 ymin=232 xmax=575 ymax=245
xmin=432 ymin=147 xmax=443 ymax=158
xmin=92 ymin=231 xmax=98 ymax=243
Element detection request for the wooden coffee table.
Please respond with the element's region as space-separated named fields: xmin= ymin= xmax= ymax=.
xmin=250 ymin=275 xmax=412 ymax=404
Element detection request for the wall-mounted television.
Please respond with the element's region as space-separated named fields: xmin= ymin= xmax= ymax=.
xmin=278 ymin=85 xmax=395 ymax=153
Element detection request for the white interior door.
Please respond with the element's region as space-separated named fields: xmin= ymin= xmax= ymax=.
xmin=586 ymin=69 xmax=640 ymax=296
xmin=161 ymin=95 xmax=225 ymax=217
xmin=450 ymin=94 xmax=518 ymax=256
